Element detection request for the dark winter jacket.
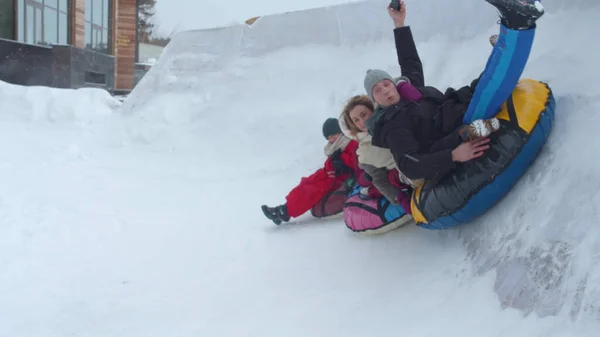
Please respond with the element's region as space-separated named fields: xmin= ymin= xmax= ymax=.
xmin=369 ymin=26 xmax=480 ymax=182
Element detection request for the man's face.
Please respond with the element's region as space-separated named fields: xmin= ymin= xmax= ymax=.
xmin=372 ymin=79 xmax=400 ymax=106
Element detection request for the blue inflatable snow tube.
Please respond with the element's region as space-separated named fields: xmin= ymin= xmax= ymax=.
xmin=411 ymin=79 xmax=555 ymax=230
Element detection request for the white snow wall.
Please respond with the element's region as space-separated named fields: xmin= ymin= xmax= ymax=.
xmin=124 ymin=0 xmax=497 ymax=100
xmin=142 ymin=0 xmax=592 ymax=59
xmin=121 ymin=0 xmax=594 ymax=107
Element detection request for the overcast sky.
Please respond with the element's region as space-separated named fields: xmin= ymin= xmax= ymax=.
xmin=152 ymin=0 xmax=363 ymax=36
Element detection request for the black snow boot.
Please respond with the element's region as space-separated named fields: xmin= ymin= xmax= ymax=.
xmin=261 ymin=204 xmax=290 ymax=225
xmin=486 ymin=0 xmax=545 ymax=30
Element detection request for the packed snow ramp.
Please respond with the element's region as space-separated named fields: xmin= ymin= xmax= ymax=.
xmin=117 ymin=0 xmax=600 ymax=335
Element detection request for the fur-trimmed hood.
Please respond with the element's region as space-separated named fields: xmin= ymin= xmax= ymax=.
xmin=338 ymin=111 xmax=396 ymax=171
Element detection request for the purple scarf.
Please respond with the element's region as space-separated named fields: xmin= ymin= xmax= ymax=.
xmin=396 ymin=81 xmax=423 ymax=102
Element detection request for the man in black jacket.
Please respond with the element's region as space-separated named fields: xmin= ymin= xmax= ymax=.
xmin=365 ymin=0 xmax=544 ymax=182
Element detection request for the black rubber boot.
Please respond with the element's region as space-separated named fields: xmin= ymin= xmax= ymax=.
xmin=261 ymin=205 xmax=290 ymax=225
xmin=485 ymin=0 xmax=545 ymax=30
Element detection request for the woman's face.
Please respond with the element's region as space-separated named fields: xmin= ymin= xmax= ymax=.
xmin=372 ymin=79 xmax=400 ymax=106
xmin=349 ymin=104 xmax=374 ymax=132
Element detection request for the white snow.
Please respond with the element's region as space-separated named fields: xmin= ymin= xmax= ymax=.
xmin=153 ymin=0 xmax=367 ymax=36
xmin=2 ymin=0 xmax=600 ymax=336
xmin=535 ymin=1 xmax=545 ymax=12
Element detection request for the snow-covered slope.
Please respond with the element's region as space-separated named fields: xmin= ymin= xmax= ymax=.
xmin=2 ymin=0 xmax=600 ymax=336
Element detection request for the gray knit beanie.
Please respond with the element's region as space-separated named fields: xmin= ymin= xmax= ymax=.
xmin=322 ymin=118 xmax=342 ymax=139
xmin=364 ymin=69 xmax=395 ymax=102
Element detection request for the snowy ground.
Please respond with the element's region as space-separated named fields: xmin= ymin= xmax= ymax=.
xmin=1 ymin=0 xmax=600 ymax=336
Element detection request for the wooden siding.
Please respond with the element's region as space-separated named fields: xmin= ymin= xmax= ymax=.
xmin=114 ymin=0 xmax=136 ymax=90
xmin=71 ymin=0 xmax=85 ymax=48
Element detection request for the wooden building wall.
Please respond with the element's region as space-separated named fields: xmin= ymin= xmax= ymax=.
xmin=71 ymin=0 xmax=85 ymax=49
xmin=114 ymin=0 xmax=136 ymax=91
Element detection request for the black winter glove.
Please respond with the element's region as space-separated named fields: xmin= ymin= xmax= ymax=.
xmin=329 ymin=150 xmax=353 ymax=176
xmin=332 ymin=159 xmax=353 ymax=175
xmin=330 ymin=149 xmax=342 ymax=161
xmin=329 ymin=149 xmax=353 ymax=175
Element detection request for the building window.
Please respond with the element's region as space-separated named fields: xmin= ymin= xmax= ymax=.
xmin=0 ymin=0 xmax=15 ymax=39
xmin=85 ymin=0 xmax=111 ymax=54
xmin=17 ymin=0 xmax=70 ymax=45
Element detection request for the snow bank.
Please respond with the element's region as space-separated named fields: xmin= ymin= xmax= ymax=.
xmin=0 ymin=80 xmax=120 ymax=123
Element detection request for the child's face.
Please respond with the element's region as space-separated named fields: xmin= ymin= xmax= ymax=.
xmin=327 ymin=133 xmax=341 ymax=144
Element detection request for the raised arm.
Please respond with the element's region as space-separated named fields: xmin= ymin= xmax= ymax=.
xmin=394 ymin=27 xmax=424 ymax=87
xmin=388 ymin=1 xmax=424 ymax=87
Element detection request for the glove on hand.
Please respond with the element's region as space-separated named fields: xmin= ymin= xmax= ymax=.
xmin=330 ymin=149 xmax=352 ymax=175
